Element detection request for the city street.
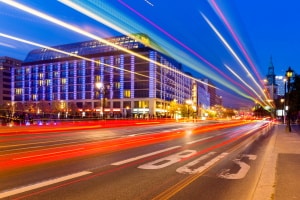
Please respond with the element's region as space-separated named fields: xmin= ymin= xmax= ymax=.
xmin=0 ymin=120 xmax=273 ymax=200
xmin=1 ymin=1 xmax=300 ymax=200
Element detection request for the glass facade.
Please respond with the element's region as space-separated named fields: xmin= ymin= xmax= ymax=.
xmin=0 ymin=56 xmax=21 ymax=105
xmin=14 ymin=35 xmax=197 ymax=117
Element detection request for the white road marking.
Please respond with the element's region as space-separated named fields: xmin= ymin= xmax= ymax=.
xmin=138 ymin=150 xmax=197 ymax=170
xmin=13 ymin=148 xmax=85 ymax=160
xmin=0 ymin=171 xmax=92 ymax=199
xmin=0 ymin=138 xmax=83 ymax=148
xmin=177 ymin=152 xmax=228 ymax=174
xmin=218 ymin=154 xmax=257 ymax=179
xmin=186 ymin=136 xmax=213 ymax=144
xmin=176 ymin=152 xmax=216 ymax=174
xmin=111 ymin=146 xmax=181 ymax=165
xmin=219 ymin=160 xmax=250 ymax=179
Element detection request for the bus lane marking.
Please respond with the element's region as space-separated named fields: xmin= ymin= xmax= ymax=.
xmin=218 ymin=154 xmax=257 ymax=179
xmin=111 ymin=146 xmax=181 ymax=166
xmin=138 ymin=150 xmax=197 ymax=170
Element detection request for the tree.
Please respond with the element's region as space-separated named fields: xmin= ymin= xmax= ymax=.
xmin=69 ymin=102 xmax=78 ymax=118
xmin=253 ymin=104 xmax=270 ymax=119
xmin=168 ymin=100 xmax=179 ymax=118
xmin=38 ymin=101 xmax=51 ymax=117
xmin=223 ymin=108 xmax=236 ymax=118
xmin=179 ymin=104 xmax=194 ymax=118
xmin=15 ymin=102 xmax=25 ymax=114
xmin=51 ymin=100 xmax=62 ymax=118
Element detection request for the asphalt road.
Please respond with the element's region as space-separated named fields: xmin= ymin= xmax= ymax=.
xmin=0 ymin=120 xmax=274 ymax=200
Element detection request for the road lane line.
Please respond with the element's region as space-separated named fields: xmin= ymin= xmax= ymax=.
xmin=0 ymin=141 xmax=85 ymax=154
xmin=111 ymin=146 xmax=181 ymax=165
xmin=12 ymin=148 xmax=85 ymax=160
xmin=186 ymin=136 xmax=213 ymax=144
xmin=0 ymin=171 xmax=92 ymax=199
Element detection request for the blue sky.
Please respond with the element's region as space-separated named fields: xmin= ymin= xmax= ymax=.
xmin=0 ymin=0 xmax=299 ymax=107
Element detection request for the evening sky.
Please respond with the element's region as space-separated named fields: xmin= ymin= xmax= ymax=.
xmin=0 ymin=0 xmax=299 ymax=107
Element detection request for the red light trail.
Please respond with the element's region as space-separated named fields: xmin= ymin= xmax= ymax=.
xmin=0 ymin=121 xmax=249 ymax=173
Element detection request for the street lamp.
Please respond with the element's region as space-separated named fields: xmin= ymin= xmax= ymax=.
xmin=95 ymin=82 xmax=103 ymax=118
xmin=280 ymin=98 xmax=285 ymax=124
xmin=186 ymin=99 xmax=192 ymax=120
xmin=95 ymin=82 xmax=110 ymax=119
xmin=285 ymin=67 xmax=294 ymax=132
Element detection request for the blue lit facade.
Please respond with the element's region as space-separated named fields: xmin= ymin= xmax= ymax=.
xmin=14 ymin=35 xmax=195 ymax=117
xmin=0 ymin=56 xmax=21 ymax=105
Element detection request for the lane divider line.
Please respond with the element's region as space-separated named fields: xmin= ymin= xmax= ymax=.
xmin=186 ymin=136 xmax=214 ymax=144
xmin=0 ymin=171 xmax=92 ymax=199
xmin=12 ymin=148 xmax=85 ymax=160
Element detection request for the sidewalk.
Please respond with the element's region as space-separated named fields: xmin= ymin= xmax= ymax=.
xmin=253 ymin=124 xmax=300 ymax=200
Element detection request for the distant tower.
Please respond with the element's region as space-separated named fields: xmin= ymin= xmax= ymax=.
xmin=266 ymin=57 xmax=276 ymax=85
xmin=265 ymin=57 xmax=278 ymax=100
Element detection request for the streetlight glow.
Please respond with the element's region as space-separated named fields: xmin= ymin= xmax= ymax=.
xmin=95 ymin=82 xmax=104 ymax=90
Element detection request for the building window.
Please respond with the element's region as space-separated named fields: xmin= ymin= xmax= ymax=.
xmin=15 ymin=88 xmax=23 ymax=95
xmin=124 ymin=90 xmax=130 ymax=98
xmin=115 ymin=82 xmax=120 ymax=89
xmin=113 ymin=101 xmax=120 ymax=108
xmin=134 ymin=100 xmax=149 ymax=108
xmin=61 ymin=78 xmax=67 ymax=85
xmin=54 ymin=71 xmax=59 ymax=78
xmin=39 ymin=73 xmax=44 ymax=79
xmin=46 ymin=79 xmax=51 ymax=86
xmin=39 ymin=80 xmax=44 ymax=86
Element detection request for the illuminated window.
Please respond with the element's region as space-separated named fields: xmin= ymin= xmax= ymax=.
xmin=39 ymin=73 xmax=44 ymax=79
xmin=32 ymin=94 xmax=37 ymax=100
xmin=54 ymin=71 xmax=59 ymax=78
xmin=45 ymin=79 xmax=51 ymax=86
xmin=61 ymin=78 xmax=67 ymax=84
xmin=115 ymin=57 xmax=120 ymax=65
xmin=95 ymin=75 xmax=101 ymax=82
xmin=124 ymin=90 xmax=130 ymax=98
xmin=115 ymin=82 xmax=120 ymax=89
xmin=39 ymin=80 xmax=44 ymax=86
xmin=26 ymin=68 xmax=30 ymax=74
xmin=15 ymin=88 xmax=23 ymax=95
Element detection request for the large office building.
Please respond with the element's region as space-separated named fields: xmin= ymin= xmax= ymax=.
xmin=13 ymin=34 xmax=210 ymax=118
xmin=0 ymin=56 xmax=21 ymax=106
xmin=275 ymin=76 xmax=285 ymax=96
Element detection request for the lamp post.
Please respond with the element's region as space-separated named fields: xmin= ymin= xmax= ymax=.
xmin=285 ymin=67 xmax=293 ymax=132
xmin=95 ymin=82 xmax=110 ymax=119
xmin=186 ymin=99 xmax=192 ymax=120
xmin=280 ymin=98 xmax=285 ymax=124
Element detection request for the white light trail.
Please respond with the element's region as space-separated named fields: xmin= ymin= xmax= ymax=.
xmin=0 ymin=0 xmax=210 ymax=87
xmin=0 ymin=33 xmax=148 ymax=79
xmin=224 ymin=64 xmax=267 ymax=106
xmin=201 ymin=12 xmax=272 ymax=107
xmin=59 ymin=0 xmax=255 ymax=96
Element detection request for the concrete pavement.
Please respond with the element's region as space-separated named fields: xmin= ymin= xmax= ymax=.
xmin=252 ymin=124 xmax=300 ymax=200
